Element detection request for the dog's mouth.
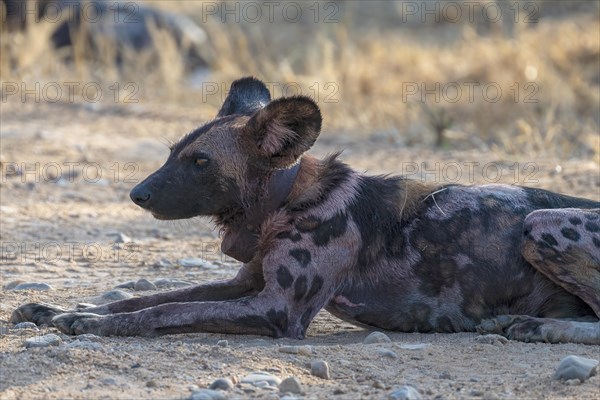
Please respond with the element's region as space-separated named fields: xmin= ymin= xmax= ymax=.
xmin=151 ymin=212 xmax=174 ymax=220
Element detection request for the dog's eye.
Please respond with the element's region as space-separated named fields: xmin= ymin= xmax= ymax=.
xmin=195 ymin=158 xmax=209 ymax=167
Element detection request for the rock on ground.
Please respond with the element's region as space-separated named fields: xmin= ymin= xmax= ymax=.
xmin=10 ymin=282 xmax=53 ymax=291
xmin=241 ymin=371 xmax=281 ymax=387
xmin=553 ymin=355 xmax=599 ymax=382
xmin=279 ymin=376 xmax=304 ymax=394
xmin=310 ymin=360 xmax=330 ymax=379
xmin=388 ymin=385 xmax=422 ymax=400
xmin=208 ymin=378 xmax=233 ymax=391
xmin=24 ymin=334 xmax=62 ymax=348
xmin=134 ymin=278 xmax=157 ymax=291
xmin=189 ymin=389 xmax=227 ymax=400
xmin=364 ymin=331 xmax=392 ymax=344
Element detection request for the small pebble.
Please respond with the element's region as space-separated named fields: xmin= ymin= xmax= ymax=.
xmin=134 ymin=279 xmax=157 ymax=291
xmin=190 ymin=389 xmax=227 ymax=400
xmin=11 ymin=282 xmax=53 ymax=291
xmin=4 ymin=280 xmax=24 ymax=290
xmin=553 ymin=355 xmax=598 ymax=382
xmin=279 ymin=376 xmax=303 ymax=394
xmin=298 ymin=346 xmax=313 ymax=355
xmin=24 ymin=334 xmax=61 ymax=348
xmin=438 ymin=371 xmax=452 ymax=380
xmin=279 ymin=345 xmax=299 ymax=354
xmin=388 ymin=385 xmax=421 ymax=400
xmin=65 ymin=341 xmax=102 ymax=351
xmin=114 ymin=281 xmax=136 ymax=289
xmin=13 ymin=322 xmax=38 ymax=330
xmin=364 ymin=331 xmax=392 ymax=344
xmin=377 ymin=349 xmax=398 ymax=359
xmin=101 ymin=378 xmax=117 ymax=386
xmin=208 ymin=378 xmax=233 ymax=391
xmin=373 ymin=380 xmax=386 ymax=389
xmin=87 ymin=289 xmax=133 ymax=305
xmin=153 ymin=258 xmax=174 ymax=268
xmin=216 ymin=340 xmax=228 ymax=347
xmin=178 ymin=258 xmax=218 ymax=269
xmin=310 ymin=360 xmax=330 ymax=379
xmin=397 ymin=343 xmax=429 ymax=350
xmin=241 ymin=371 xmax=281 ymax=387
xmin=77 ymin=334 xmax=101 ymax=342
xmin=113 ymin=233 xmax=132 ymax=243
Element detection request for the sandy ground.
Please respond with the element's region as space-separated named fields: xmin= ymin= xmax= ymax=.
xmin=1 ymin=100 xmax=599 ymax=400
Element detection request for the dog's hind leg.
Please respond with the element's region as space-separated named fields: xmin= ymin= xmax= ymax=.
xmin=478 ymin=208 xmax=600 ymax=344
xmin=522 ymin=208 xmax=600 ymax=316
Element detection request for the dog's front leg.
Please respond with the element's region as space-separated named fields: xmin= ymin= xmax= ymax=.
xmin=52 ymin=243 xmax=349 ymax=337
xmin=53 ymin=294 xmax=290 ymax=337
xmin=11 ymin=263 xmax=263 ymax=326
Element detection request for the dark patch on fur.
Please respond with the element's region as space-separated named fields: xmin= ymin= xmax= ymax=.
xmin=585 ymin=221 xmax=599 ymax=233
xmin=289 ymin=248 xmax=311 ymax=268
xmin=417 ymin=258 xmax=460 ymax=297
xmin=266 ymin=308 xmax=289 ymax=336
xmin=311 ymin=212 xmax=348 ymax=246
xmin=541 ymin=233 xmax=558 ymax=247
xmin=293 ymin=276 xmax=308 ymax=302
xmin=593 ymin=237 xmax=600 ymax=248
xmin=276 ymin=265 xmax=294 ymax=289
xmin=276 ymin=231 xmax=302 ymax=242
xmin=347 ymin=176 xmax=405 ymax=269
xmin=411 ymin=303 xmax=433 ymax=332
xmin=561 ymin=227 xmax=581 ymax=242
xmin=436 ymin=316 xmax=455 ymax=333
xmin=234 ymin=315 xmax=272 ymax=333
xmin=524 ymin=188 xmax=600 ymax=210
xmin=305 ymin=275 xmax=324 ymax=303
xmin=569 ymin=216 xmax=582 ymax=225
xmin=300 ymin=307 xmax=314 ymax=328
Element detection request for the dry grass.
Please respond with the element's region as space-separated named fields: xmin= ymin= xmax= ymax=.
xmin=1 ymin=0 xmax=598 ymax=161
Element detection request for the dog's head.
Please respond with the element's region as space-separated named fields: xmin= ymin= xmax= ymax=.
xmin=129 ymin=77 xmax=322 ymax=220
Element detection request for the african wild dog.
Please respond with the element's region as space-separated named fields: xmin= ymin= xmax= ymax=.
xmin=12 ymin=77 xmax=600 ymax=344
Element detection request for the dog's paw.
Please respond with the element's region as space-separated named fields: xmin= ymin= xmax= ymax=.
xmin=52 ymin=313 xmax=105 ymax=336
xmin=477 ymin=315 xmax=543 ymax=343
xmin=11 ymin=303 xmax=69 ymax=326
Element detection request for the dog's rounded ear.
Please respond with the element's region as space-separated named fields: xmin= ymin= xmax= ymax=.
xmin=243 ymin=96 xmax=322 ymax=168
xmin=217 ymin=77 xmax=271 ymax=117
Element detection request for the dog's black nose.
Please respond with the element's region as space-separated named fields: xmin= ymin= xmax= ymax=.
xmin=130 ymin=185 xmax=151 ymax=205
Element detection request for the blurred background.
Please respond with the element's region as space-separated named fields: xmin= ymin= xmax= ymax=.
xmin=1 ymin=0 xmax=598 ymax=160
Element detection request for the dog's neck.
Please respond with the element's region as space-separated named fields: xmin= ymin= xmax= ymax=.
xmin=221 ymin=162 xmax=301 ymax=263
